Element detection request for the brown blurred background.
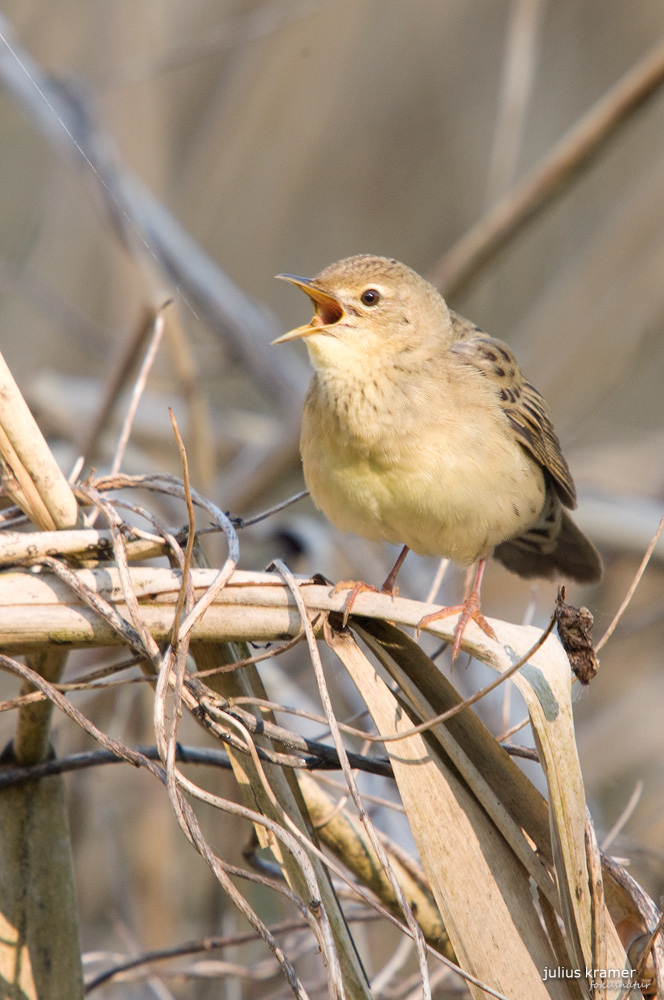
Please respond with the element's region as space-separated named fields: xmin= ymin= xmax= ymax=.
xmin=0 ymin=0 xmax=663 ymax=994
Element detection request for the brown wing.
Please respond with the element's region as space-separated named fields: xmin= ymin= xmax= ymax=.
xmin=450 ymin=332 xmax=577 ymax=509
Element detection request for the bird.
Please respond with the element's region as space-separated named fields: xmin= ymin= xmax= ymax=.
xmin=273 ymin=254 xmax=602 ymax=661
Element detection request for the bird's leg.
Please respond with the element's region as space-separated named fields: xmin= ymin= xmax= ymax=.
xmin=417 ymin=558 xmax=497 ymax=663
xmin=332 ymin=545 xmax=410 ymax=626
xmin=381 ymin=544 xmax=409 ymax=593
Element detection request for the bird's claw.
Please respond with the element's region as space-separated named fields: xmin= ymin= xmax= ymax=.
xmin=417 ymin=595 xmax=497 ymax=663
xmin=331 ymin=579 xmax=398 ymax=626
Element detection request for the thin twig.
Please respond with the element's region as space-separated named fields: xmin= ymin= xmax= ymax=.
xmin=484 ymin=0 xmax=542 ymax=206
xmin=0 ymin=653 xmax=163 ymax=778
xmin=226 ymin=694 xmax=375 ymax=739
xmin=107 ymin=497 xmax=188 ymax=572
xmin=193 ymin=708 xmax=346 ymax=992
xmin=76 ymin=484 xmax=162 ymax=667
xmin=194 ymin=631 xmax=306 ymax=678
xmin=428 ymin=35 xmax=664 ymax=295
xmin=597 ymin=513 xmax=664 ymax=651
xmin=17 ymin=552 xmax=148 ymax=657
xmin=86 ymin=473 xmax=241 ymax=634
xmin=88 ymin=473 xmax=241 ymax=632
xmin=235 ymin=490 xmax=310 ymax=528
xmin=193 ymin=685 xmax=393 ymax=775
xmin=0 ymin=744 xmax=232 ymax=789
xmin=80 ymin=303 xmax=166 ymax=467
xmin=165 ymin=794 xmax=312 ymax=998
xmin=372 ymin=607 xmax=558 ymax=745
xmin=85 ymin=307 xmax=167 ymax=530
xmin=150 ymin=669 xmax=312 ymax=998
xmin=85 ymin=910 xmax=379 ymax=993
xmin=601 ymin=781 xmax=644 ymax=852
xmin=160 ymin=753 xmax=341 ymax=995
xmin=168 ymin=408 xmax=196 ymax=640
xmin=425 ymin=558 xmax=449 ymax=606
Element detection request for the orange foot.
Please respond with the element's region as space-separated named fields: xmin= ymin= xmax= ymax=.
xmin=416 ymin=557 xmax=497 ymax=663
xmin=418 ymin=597 xmax=497 ymax=663
xmin=331 ymin=579 xmax=399 ymax=627
xmin=332 ymin=545 xmax=409 ymax=627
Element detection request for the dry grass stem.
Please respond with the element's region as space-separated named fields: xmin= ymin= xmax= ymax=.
xmin=601 ymin=781 xmax=644 ymax=852
xmin=429 ymin=33 xmax=664 ymax=295
xmin=78 ymin=304 xmax=164 ymax=464
xmin=585 ymin=810 xmax=608 ymax=992
xmin=107 ymin=308 xmax=167 ymax=478
xmin=485 ymin=0 xmax=543 ymax=205
xmin=0 ymin=528 xmax=167 ymax=565
xmin=85 ymin=910 xmax=378 ymax=993
xmin=0 ymin=351 xmax=79 ymax=530
xmin=597 ymin=513 xmax=664 ymax=651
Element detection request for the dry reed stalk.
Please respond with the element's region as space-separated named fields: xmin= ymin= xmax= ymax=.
xmin=0 ymin=351 xmax=79 ymax=531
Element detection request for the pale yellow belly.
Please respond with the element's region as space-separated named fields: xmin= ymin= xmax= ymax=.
xmin=302 ymin=420 xmax=546 ymax=565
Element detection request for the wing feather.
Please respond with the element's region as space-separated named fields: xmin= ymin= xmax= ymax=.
xmin=450 ymin=331 xmax=577 ymax=508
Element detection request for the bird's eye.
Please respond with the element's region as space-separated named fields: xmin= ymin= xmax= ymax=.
xmin=360 ymin=288 xmax=381 ymax=306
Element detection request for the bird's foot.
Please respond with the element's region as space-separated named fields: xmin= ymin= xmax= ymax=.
xmin=331 ymin=579 xmax=399 ymax=627
xmin=417 ymin=591 xmax=497 ymax=664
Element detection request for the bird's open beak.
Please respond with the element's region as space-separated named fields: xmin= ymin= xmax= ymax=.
xmin=272 ymin=274 xmax=345 ymax=344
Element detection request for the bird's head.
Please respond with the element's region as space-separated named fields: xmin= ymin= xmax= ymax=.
xmin=273 ymin=255 xmax=452 ymax=373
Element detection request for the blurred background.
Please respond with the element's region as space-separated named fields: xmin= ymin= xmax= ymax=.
xmin=0 ymin=0 xmax=663 ymax=995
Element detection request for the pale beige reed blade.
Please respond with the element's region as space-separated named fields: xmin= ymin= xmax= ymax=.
xmin=0 ymin=351 xmax=78 ymax=530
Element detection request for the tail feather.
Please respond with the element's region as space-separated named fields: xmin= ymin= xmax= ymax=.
xmin=494 ymin=508 xmax=602 ymax=584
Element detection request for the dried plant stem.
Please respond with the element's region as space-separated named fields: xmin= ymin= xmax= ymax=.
xmin=78 ymin=303 xmax=163 ymax=463
xmin=0 ymin=759 xmax=84 ymax=999
xmin=585 ymin=810 xmax=607 ymax=988
xmin=201 ymin=629 xmax=380 ymax=992
xmin=601 ymin=781 xmax=644 ymax=852
xmin=167 ymin=407 xmax=197 ymax=641
xmin=298 ymin=771 xmax=451 ymax=958
xmin=429 ymin=34 xmax=664 ymax=295
xmin=238 ymin=489 xmax=309 ymax=527
xmin=0 ymin=564 xmax=562 ymax=659
xmin=485 ymin=0 xmax=542 ymax=205
xmin=86 ymin=911 xmax=379 ymax=993
xmin=2 ymin=652 xmax=311 ymax=1000
xmin=150 ymin=428 xmax=318 ymax=999
xmin=108 ymin=308 xmax=167 ymax=477
xmin=194 ymin=640 xmax=373 ymax=998
xmin=12 ymin=648 xmax=69 ymax=766
xmin=154 ymin=679 xmax=315 ymax=1000
xmin=130 ymin=447 xmax=373 ymax=1000
xmin=0 ymin=350 xmax=79 ymax=530
xmin=272 ymin=559 xmax=432 ymax=1000
xmin=374 ymin=608 xmax=557 ymax=745
xmin=597 ymin=513 xmax=664 ymax=651
xmin=0 ymin=527 xmax=166 ymax=566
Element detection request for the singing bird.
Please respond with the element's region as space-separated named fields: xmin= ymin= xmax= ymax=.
xmin=273 ymin=255 xmax=602 ymax=659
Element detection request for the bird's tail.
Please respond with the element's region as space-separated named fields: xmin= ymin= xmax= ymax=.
xmin=494 ymin=506 xmax=602 ymax=584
